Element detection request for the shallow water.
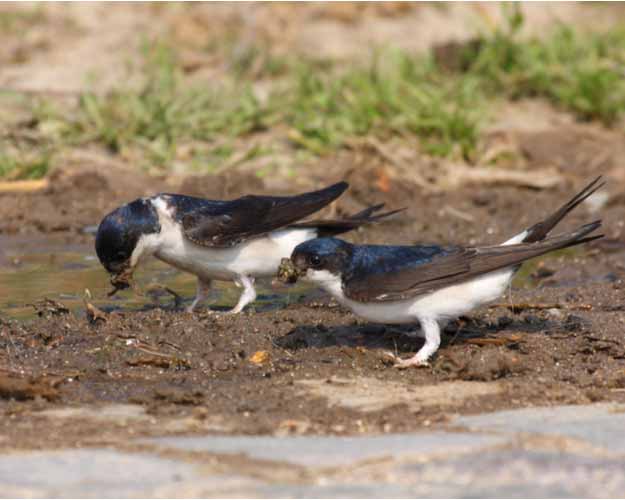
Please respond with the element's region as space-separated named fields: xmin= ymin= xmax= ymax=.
xmin=0 ymin=236 xmax=312 ymax=320
xmin=0 ymin=235 xmax=613 ymax=322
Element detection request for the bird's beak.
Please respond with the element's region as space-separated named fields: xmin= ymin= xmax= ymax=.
xmin=293 ymin=254 xmax=308 ymax=272
xmin=108 ymin=266 xmax=134 ymax=296
xmin=277 ymin=257 xmax=305 ymax=284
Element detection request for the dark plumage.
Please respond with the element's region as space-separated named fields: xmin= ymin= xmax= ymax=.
xmin=95 ymin=198 xmax=160 ymax=274
xmin=294 ymin=221 xmax=601 ymax=303
xmin=95 ymin=181 xmax=400 ymax=312
xmin=177 ymin=181 xmax=350 ymax=247
xmin=290 ymin=177 xmax=605 ymax=368
xmin=522 ymin=176 xmax=604 ymax=243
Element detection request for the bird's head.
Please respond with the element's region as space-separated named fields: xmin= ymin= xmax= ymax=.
xmin=291 ymin=238 xmax=353 ymax=283
xmin=95 ymin=198 xmax=161 ymax=281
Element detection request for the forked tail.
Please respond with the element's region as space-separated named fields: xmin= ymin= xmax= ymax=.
xmin=474 ymin=220 xmax=603 ymax=276
xmin=522 ymin=176 xmax=605 ymax=243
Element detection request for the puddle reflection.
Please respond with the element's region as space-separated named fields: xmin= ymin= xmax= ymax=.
xmin=0 ymin=237 xmax=312 ymax=320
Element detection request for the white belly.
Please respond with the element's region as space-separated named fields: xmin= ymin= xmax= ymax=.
xmin=311 ymin=267 xmax=515 ymax=325
xmin=155 ymin=227 xmax=316 ymax=281
xmin=313 ymin=228 xmax=528 ymax=324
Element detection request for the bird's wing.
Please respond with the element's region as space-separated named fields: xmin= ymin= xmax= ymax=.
xmin=288 ymin=204 xmax=405 ymax=237
xmin=344 ymin=221 xmax=602 ymax=302
xmin=181 ymin=182 xmax=348 ymax=247
xmin=343 ymin=246 xmax=474 ymax=302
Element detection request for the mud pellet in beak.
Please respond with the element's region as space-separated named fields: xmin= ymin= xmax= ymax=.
xmin=277 ymin=258 xmax=303 ymax=284
xmin=108 ymin=267 xmax=134 ymax=296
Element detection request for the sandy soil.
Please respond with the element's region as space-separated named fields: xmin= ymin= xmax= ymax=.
xmin=1 ymin=3 xmax=622 ymax=93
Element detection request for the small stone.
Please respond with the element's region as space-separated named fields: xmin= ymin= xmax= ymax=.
xmin=249 ymin=350 xmax=270 ymax=365
xmin=547 ymin=308 xmax=564 ymax=319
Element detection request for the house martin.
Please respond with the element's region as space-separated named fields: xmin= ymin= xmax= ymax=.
xmin=95 ymin=181 xmax=400 ymax=313
xmin=289 ymin=177 xmax=604 ymax=368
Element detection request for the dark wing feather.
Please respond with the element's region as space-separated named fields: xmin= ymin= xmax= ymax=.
xmin=345 ymin=221 xmax=602 ymax=302
xmin=344 ymin=246 xmax=474 ymax=302
xmin=182 ymin=182 xmax=348 ymax=247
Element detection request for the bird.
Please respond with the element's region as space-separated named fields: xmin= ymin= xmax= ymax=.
xmin=95 ymin=181 xmax=400 ymax=314
xmin=289 ymin=177 xmax=604 ymax=368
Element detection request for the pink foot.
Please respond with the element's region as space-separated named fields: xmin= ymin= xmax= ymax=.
xmin=381 ymin=351 xmax=431 ymax=369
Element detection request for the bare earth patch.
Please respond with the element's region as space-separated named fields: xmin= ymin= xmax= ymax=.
xmin=296 ymin=378 xmax=502 ymax=413
xmin=0 ymin=2 xmax=624 ymax=457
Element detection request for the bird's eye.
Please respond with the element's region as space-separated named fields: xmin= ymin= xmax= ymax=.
xmin=309 ymin=255 xmax=322 ymax=268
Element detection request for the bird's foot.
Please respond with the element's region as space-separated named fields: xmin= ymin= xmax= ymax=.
xmin=381 ymin=351 xmax=431 ymax=369
xmin=186 ymin=306 xmax=221 ymax=317
xmin=394 ymin=357 xmax=430 ymax=370
xmin=186 ymin=304 xmax=214 ymax=314
xmin=225 ymin=303 xmax=248 ymax=315
xmin=194 ymin=308 xmax=240 ymax=317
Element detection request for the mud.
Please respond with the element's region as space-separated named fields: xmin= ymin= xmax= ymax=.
xmin=1 ymin=181 xmax=624 ymax=451
xmin=3 ymin=137 xmax=624 ymax=246
xmin=1 ymin=1 xmax=625 ymax=461
xmin=1 ymin=275 xmax=625 ymax=450
xmin=2 ymin=139 xmax=625 ymax=451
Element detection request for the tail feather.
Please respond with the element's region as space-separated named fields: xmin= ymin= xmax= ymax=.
xmin=290 ymin=204 xmax=405 ymax=237
xmin=523 ymin=176 xmax=605 ymax=243
xmin=474 ymin=220 xmax=603 ymax=276
xmin=354 ymin=220 xmax=603 ymax=303
xmin=347 ymin=203 xmax=385 ymax=220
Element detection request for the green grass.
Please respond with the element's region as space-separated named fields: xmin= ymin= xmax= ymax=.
xmin=285 ymin=52 xmax=482 ymax=158
xmin=0 ymin=152 xmax=50 ymax=180
xmin=55 ymin=43 xmax=483 ymax=166
xmin=462 ymin=5 xmax=625 ymax=124
xmin=12 ymin=6 xmax=625 ymax=177
xmin=64 ymin=43 xmax=275 ymax=168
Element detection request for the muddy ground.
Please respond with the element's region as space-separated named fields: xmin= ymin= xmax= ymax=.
xmin=1 ymin=160 xmax=624 ymax=451
xmin=0 ymin=2 xmax=625 ymax=453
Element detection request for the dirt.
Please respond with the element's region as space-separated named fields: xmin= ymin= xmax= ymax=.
xmin=1 ymin=161 xmax=625 ymax=450
xmin=1 ymin=2 xmax=625 ymax=453
xmin=4 ymin=122 xmax=625 ymax=243
xmin=1 ymin=271 xmax=625 ymax=451
xmin=0 ymin=371 xmax=60 ymax=402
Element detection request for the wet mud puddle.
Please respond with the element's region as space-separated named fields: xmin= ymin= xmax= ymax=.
xmin=0 ymin=235 xmax=615 ymax=321
xmin=0 ymin=235 xmax=313 ymax=320
xmin=0 ymin=233 xmax=623 ymax=446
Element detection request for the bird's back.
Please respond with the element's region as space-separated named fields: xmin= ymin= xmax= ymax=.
xmin=156 ymin=194 xmax=230 ymax=222
xmin=348 ymin=243 xmax=457 ymax=277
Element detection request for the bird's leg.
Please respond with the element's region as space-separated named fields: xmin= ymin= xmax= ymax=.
xmin=186 ymin=278 xmax=212 ymax=313
xmin=228 ymin=275 xmax=257 ymax=314
xmin=392 ymin=318 xmax=441 ymax=369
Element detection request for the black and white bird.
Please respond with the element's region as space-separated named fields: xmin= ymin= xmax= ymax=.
xmin=290 ymin=177 xmax=604 ymax=368
xmin=95 ymin=181 xmax=399 ymax=313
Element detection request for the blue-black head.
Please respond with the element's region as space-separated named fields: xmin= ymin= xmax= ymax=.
xmin=95 ymin=198 xmax=160 ymax=274
xmin=292 ymin=237 xmax=353 ymax=275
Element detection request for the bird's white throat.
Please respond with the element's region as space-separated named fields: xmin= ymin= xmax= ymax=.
xmin=305 ymin=269 xmax=344 ymax=295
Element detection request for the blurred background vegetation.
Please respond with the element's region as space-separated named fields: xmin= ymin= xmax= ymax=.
xmin=1 ymin=2 xmax=625 ymax=181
